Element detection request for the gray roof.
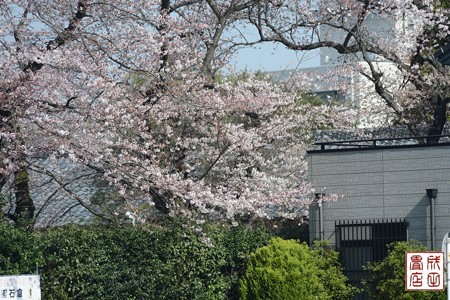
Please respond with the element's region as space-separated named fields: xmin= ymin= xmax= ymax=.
xmin=2 ymin=156 xmax=119 ymax=228
xmin=436 ymin=43 xmax=450 ymax=66
xmin=29 ymin=157 xmax=102 ymax=227
xmin=309 ymin=125 xmax=450 ymax=151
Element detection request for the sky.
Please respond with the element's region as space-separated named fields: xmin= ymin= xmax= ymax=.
xmin=8 ymin=3 xmax=319 ymax=74
xmin=232 ymin=42 xmax=320 ymax=72
xmin=223 ymin=21 xmax=321 ymax=73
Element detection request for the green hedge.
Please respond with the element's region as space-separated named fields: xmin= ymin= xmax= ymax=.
xmin=0 ymin=223 xmax=43 ymax=275
xmin=0 ymin=223 xmax=271 ymax=299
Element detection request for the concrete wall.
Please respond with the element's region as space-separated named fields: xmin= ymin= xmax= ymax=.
xmin=308 ymin=144 xmax=450 ymax=249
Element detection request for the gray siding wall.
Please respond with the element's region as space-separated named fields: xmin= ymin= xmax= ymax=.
xmin=308 ymin=145 xmax=450 ymax=249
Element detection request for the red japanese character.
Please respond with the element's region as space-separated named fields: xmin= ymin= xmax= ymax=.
xmin=410 ymin=272 xmax=423 ymax=287
xmin=427 ymin=255 xmax=441 ymax=270
xmin=427 ymin=272 xmax=441 ymax=288
xmin=410 ymin=255 xmax=423 ymax=270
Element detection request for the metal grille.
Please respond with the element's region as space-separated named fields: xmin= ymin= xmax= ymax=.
xmin=335 ymin=219 xmax=407 ymax=299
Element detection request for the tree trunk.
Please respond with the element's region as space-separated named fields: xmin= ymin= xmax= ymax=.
xmin=10 ymin=167 xmax=35 ymax=225
xmin=426 ymin=97 xmax=448 ymax=143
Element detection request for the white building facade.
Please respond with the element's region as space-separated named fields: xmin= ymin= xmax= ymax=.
xmin=272 ymin=9 xmax=420 ymax=127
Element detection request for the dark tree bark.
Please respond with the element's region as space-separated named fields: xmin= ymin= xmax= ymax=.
xmin=12 ymin=168 xmax=35 ymax=222
xmin=1 ymin=1 xmax=90 ymax=225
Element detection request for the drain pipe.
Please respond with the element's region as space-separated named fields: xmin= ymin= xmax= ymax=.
xmin=316 ymin=193 xmax=324 ymax=241
xmin=426 ymin=189 xmax=438 ymax=250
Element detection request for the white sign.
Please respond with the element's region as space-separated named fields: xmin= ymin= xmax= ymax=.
xmin=441 ymin=232 xmax=449 ymax=263
xmin=405 ymin=252 xmax=444 ymax=291
xmin=0 ymin=275 xmax=41 ymax=300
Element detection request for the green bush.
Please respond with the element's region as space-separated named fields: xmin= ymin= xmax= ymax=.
xmin=254 ymin=217 xmax=309 ymax=241
xmin=217 ymin=225 xmax=273 ymax=299
xmin=239 ymin=238 xmax=355 ymax=300
xmin=41 ymin=225 xmax=112 ymax=299
xmin=0 ymin=222 xmax=272 ymax=299
xmin=363 ymin=240 xmax=446 ymax=300
xmin=311 ymin=240 xmax=358 ymax=299
xmin=0 ymin=223 xmax=43 ymax=275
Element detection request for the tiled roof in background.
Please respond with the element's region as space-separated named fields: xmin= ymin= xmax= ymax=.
xmin=2 ymin=156 xmax=114 ymax=228
xmin=29 ymin=157 xmax=101 ymax=227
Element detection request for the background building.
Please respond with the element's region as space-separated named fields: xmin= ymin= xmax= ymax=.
xmin=270 ymin=11 xmax=419 ymax=126
xmin=307 ymin=128 xmax=450 ymax=298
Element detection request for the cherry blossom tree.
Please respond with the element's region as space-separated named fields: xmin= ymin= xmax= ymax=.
xmin=0 ymin=0 xmax=350 ymax=225
xmin=247 ymin=0 xmax=449 ymax=141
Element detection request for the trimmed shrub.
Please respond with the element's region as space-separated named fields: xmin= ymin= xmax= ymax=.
xmin=239 ymin=238 xmax=355 ymax=300
xmin=363 ymin=240 xmax=446 ymax=300
xmin=0 ymin=223 xmax=43 ymax=275
xmin=0 ymin=222 xmax=272 ymax=299
xmin=40 ymin=225 xmax=231 ymax=299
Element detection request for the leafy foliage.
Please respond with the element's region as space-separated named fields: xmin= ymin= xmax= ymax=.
xmin=0 ymin=223 xmax=272 ymax=299
xmin=239 ymin=238 xmax=355 ymax=300
xmin=0 ymin=223 xmax=43 ymax=275
xmin=253 ymin=217 xmax=309 ymax=241
xmin=363 ymin=241 xmax=446 ymax=300
xmin=311 ymin=240 xmax=359 ymax=299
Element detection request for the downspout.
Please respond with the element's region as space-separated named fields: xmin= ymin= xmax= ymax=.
xmin=431 ymin=198 xmax=435 ymax=250
xmin=426 ymin=189 xmax=438 ymax=250
xmin=319 ymin=199 xmax=324 ymax=241
xmin=316 ymin=193 xmax=324 ymax=241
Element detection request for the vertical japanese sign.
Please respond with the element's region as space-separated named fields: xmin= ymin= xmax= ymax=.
xmin=405 ymin=252 xmax=444 ymax=291
xmin=0 ymin=275 xmax=41 ymax=300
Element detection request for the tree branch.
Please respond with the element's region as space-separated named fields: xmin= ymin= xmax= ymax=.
xmin=28 ymin=164 xmax=114 ymax=223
